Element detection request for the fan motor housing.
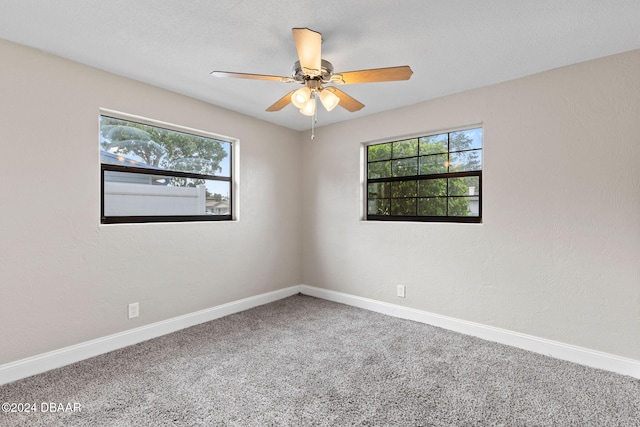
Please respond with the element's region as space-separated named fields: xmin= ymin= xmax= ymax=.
xmin=292 ymin=59 xmax=334 ymax=83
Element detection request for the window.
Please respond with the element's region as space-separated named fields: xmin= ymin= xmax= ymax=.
xmin=100 ymin=113 xmax=234 ymax=224
xmin=366 ymin=127 xmax=482 ymax=223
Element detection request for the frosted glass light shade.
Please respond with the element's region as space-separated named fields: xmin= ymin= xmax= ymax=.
xmin=319 ymin=89 xmax=340 ymax=111
xmin=300 ymin=97 xmax=316 ymax=116
xmin=291 ymin=87 xmax=311 ymax=108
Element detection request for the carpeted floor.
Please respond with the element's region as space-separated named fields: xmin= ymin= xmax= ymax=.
xmin=1 ymin=294 xmax=639 ymax=426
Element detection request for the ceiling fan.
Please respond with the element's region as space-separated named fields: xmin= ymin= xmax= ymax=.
xmin=211 ymin=28 xmax=413 ymax=117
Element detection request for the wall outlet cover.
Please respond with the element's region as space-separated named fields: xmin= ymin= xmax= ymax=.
xmin=128 ymin=302 xmax=139 ymax=319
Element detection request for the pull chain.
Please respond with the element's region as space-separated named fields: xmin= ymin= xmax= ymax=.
xmin=311 ymin=110 xmax=316 ymax=140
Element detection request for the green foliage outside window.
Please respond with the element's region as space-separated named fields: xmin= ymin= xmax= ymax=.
xmin=366 ymin=128 xmax=482 ymax=222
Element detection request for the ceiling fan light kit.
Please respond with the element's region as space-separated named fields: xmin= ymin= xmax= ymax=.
xmin=211 ymin=27 xmax=413 ymax=136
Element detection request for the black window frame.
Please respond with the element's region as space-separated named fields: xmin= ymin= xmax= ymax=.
xmin=100 ymin=113 xmax=234 ymax=224
xmin=366 ymin=127 xmax=482 ymax=223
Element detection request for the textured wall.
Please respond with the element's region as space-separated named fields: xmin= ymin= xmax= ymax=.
xmin=301 ymin=49 xmax=640 ymax=360
xmin=0 ymin=39 xmax=302 ymax=364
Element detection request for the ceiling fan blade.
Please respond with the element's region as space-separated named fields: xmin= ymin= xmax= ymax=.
xmin=292 ymin=28 xmax=322 ymax=76
xmin=266 ymin=90 xmax=296 ymax=112
xmin=325 ymin=87 xmax=364 ymax=112
xmin=211 ymin=71 xmax=293 ymax=83
xmin=332 ymin=66 xmax=413 ymax=84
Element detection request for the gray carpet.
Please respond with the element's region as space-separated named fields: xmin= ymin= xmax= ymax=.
xmin=1 ymin=294 xmax=639 ymax=426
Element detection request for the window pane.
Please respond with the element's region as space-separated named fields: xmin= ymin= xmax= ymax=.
xmin=448 ymin=177 xmax=480 ymax=196
xmin=391 ymin=198 xmax=417 ymax=216
xmin=418 ymin=197 xmax=447 ymax=216
xmin=448 ymin=196 xmax=479 ymax=217
xmin=392 ymin=157 xmax=418 ymax=177
xmin=449 ymin=149 xmax=482 ymax=172
xmin=368 ymin=182 xmax=390 ymax=199
xmin=391 ymin=180 xmax=417 ymax=198
xmin=365 ymin=127 xmax=482 ymax=223
xmin=202 ymin=180 xmax=231 ymax=215
xmin=368 ymin=143 xmax=392 ymax=161
xmin=418 ymin=179 xmax=447 ymax=197
xmin=419 ymin=133 xmax=448 ymax=155
xmin=368 ymin=160 xmax=392 ymax=179
xmin=450 ymin=128 xmax=482 ymax=152
xmin=104 ymin=170 xmax=230 ymax=217
xmin=368 ymin=199 xmax=390 ymax=215
xmin=391 ymin=139 xmax=419 ymax=159
xmin=419 ymin=154 xmax=448 ymax=175
xmin=100 ymin=116 xmax=230 ymax=177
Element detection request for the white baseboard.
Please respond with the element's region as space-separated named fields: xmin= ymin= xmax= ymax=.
xmin=3 ymin=284 xmax=638 ymax=385
xmin=299 ymin=285 xmax=640 ymax=379
xmin=0 ymin=286 xmax=300 ymax=386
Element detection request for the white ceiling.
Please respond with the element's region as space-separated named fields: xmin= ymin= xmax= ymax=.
xmin=1 ymin=0 xmax=639 ymax=131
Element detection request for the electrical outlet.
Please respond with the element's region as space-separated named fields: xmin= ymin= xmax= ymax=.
xmin=397 ymin=284 xmax=405 ymax=298
xmin=128 ymin=302 xmax=139 ymax=319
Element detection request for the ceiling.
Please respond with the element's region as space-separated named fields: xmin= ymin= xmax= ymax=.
xmin=1 ymin=1 xmax=639 ymax=131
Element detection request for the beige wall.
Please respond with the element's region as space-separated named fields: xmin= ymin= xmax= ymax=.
xmin=0 ymin=38 xmax=301 ymax=364
xmin=1 ymin=36 xmax=638 ymax=366
xmin=301 ymin=49 xmax=640 ymax=360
